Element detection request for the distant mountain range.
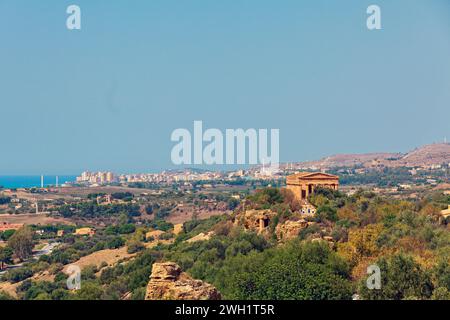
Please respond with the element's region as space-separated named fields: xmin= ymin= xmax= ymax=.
xmin=291 ymin=143 xmax=450 ymax=169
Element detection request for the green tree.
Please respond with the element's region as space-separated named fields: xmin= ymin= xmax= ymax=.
xmin=0 ymin=230 xmax=16 ymax=241
xmin=432 ymin=260 xmax=450 ymax=290
xmin=359 ymin=254 xmax=433 ymax=300
xmin=248 ymin=187 xmax=284 ymax=208
xmin=107 ymin=237 xmax=125 ymax=249
xmin=431 ymin=287 xmax=450 ymax=300
xmin=0 ymin=196 xmax=11 ymax=205
xmin=0 ymin=291 xmax=14 ymax=300
xmin=118 ymin=224 xmax=136 ymax=234
xmin=5 ymin=267 xmax=33 ymax=283
xmin=127 ymin=240 xmax=144 ymax=254
xmin=316 ymin=205 xmax=338 ymax=222
xmin=7 ymin=226 xmax=34 ymax=261
xmin=0 ymin=246 xmax=13 ymax=263
xmin=221 ymin=241 xmax=352 ymax=300
xmin=74 ymin=281 xmax=103 ymax=300
xmin=51 ymin=288 xmax=70 ymax=300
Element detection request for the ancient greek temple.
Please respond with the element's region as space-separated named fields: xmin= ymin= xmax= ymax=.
xmin=286 ymin=172 xmax=339 ymax=201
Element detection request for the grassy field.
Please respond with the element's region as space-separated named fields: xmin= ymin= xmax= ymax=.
xmin=62 ymin=247 xmax=136 ymax=274
xmin=0 ymin=213 xmax=73 ymax=225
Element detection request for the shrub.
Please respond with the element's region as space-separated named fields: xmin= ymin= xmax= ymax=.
xmin=127 ymin=240 xmax=145 ymax=254
xmin=359 ymin=254 xmax=433 ymax=300
xmin=5 ymin=267 xmax=34 ymax=283
xmin=107 ymin=237 xmax=125 ymax=249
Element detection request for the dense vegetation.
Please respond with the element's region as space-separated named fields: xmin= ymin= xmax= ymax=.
xmin=1 ymin=186 xmax=449 ymax=300
xmin=0 ymin=196 xmax=11 ymax=205
xmin=57 ymin=202 xmax=141 ymax=219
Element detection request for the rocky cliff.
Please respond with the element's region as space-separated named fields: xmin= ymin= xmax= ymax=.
xmin=145 ymin=262 xmax=221 ymax=300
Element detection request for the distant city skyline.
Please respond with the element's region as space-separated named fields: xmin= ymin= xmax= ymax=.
xmin=1 ymin=0 xmax=450 ymax=175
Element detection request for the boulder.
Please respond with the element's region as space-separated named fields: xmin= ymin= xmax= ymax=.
xmin=150 ymin=262 xmax=182 ymax=281
xmin=185 ymin=231 xmax=215 ymax=243
xmin=275 ymin=219 xmax=309 ymax=241
xmin=145 ymin=262 xmax=221 ymax=300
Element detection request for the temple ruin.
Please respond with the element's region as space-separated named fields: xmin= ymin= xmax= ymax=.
xmin=286 ymin=172 xmax=339 ymax=202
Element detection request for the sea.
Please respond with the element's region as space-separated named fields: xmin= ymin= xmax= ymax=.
xmin=0 ymin=175 xmax=77 ymax=189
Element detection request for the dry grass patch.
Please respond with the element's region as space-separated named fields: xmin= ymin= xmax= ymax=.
xmin=62 ymin=246 xmax=136 ymax=274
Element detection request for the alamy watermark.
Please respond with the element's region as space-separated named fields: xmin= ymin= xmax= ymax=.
xmin=65 ymin=4 xmax=381 ymax=31
xmin=171 ymin=121 xmax=279 ymax=169
xmin=66 ymin=265 xmax=81 ymax=290
xmin=367 ymin=5 xmax=382 ymax=30
xmin=66 ymin=5 xmax=81 ymax=30
xmin=366 ymin=264 xmax=381 ymax=290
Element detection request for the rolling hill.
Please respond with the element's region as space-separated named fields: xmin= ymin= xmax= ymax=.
xmin=293 ymin=143 xmax=450 ymax=169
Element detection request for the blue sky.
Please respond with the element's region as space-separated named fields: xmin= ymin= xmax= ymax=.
xmin=0 ymin=0 xmax=449 ymax=174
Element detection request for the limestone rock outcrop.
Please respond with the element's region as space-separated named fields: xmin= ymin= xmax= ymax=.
xmin=185 ymin=231 xmax=215 ymax=243
xmin=234 ymin=209 xmax=315 ymax=241
xmin=145 ymin=262 xmax=221 ymax=300
xmin=234 ymin=209 xmax=277 ymax=234
xmin=275 ymin=219 xmax=309 ymax=241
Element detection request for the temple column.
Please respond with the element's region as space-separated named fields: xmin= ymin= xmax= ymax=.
xmin=305 ymin=184 xmax=309 ymax=198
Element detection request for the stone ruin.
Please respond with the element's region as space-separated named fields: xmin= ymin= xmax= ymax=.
xmin=275 ymin=219 xmax=310 ymax=242
xmin=235 ymin=209 xmax=278 ymax=234
xmin=234 ymin=209 xmax=314 ymax=241
xmin=145 ymin=262 xmax=221 ymax=300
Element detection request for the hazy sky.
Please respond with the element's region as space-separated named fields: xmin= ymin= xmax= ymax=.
xmin=1 ymin=0 xmax=449 ymax=174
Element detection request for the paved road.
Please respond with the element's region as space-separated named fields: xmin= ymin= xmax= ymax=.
xmin=0 ymin=242 xmax=61 ymax=275
xmin=33 ymin=242 xmax=61 ymax=258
